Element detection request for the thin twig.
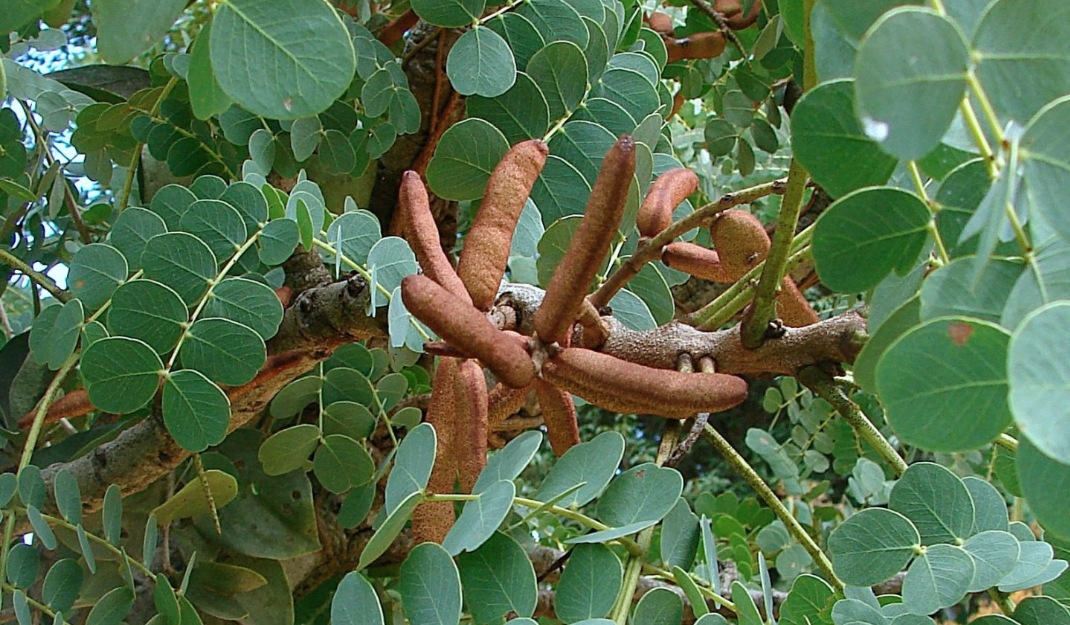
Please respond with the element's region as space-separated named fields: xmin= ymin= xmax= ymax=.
xmin=0 ymin=247 xmax=70 ymax=302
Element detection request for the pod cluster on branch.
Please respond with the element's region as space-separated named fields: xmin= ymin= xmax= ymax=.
xmin=398 ymin=137 xmax=753 ymax=543
xmin=648 ymin=0 xmax=760 ymax=64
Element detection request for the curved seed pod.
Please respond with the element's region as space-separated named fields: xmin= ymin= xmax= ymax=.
xmin=662 ymin=241 xmax=734 ymax=283
xmin=666 ymin=32 xmax=726 ymax=63
xmin=458 ymin=140 xmax=549 ymax=311
xmin=717 ymin=0 xmax=761 ymax=30
xmin=541 ymin=348 xmax=749 ymax=419
xmin=637 ymin=168 xmax=699 ymax=238
xmin=710 ymin=210 xmax=770 ymax=278
xmin=488 ymin=381 xmax=534 ymax=431
xmin=534 ymin=136 xmax=636 ymax=344
xmin=402 ymin=274 xmax=535 ymax=388
xmin=535 ymin=379 xmax=580 ymax=456
xmin=454 ymin=359 xmax=489 ymax=492
xmin=399 ymin=171 xmax=472 ymax=304
xmin=776 ymin=276 xmax=820 ymax=327
xmin=646 ymin=11 xmax=675 ymax=36
xmin=413 ymin=357 xmax=460 ymax=544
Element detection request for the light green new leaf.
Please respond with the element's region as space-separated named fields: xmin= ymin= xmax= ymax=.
xmin=152 ymin=469 xmax=238 ymax=524
xmin=447 ymin=26 xmax=516 ymax=98
xmin=211 ymin=0 xmax=355 ymax=119
xmin=854 ymin=7 xmax=969 ymax=160
xmin=877 ymin=318 xmax=1012 ymax=451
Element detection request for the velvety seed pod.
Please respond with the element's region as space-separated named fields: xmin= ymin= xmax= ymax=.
xmin=458 ymin=140 xmax=549 ymax=311
xmin=646 ymin=11 xmax=675 ymax=36
xmin=399 ymin=171 xmax=472 ymax=304
xmin=717 ymin=0 xmax=762 ymax=29
xmin=710 ymin=210 xmax=771 ymax=278
xmin=488 ymin=382 xmax=534 ymax=431
xmin=454 ymin=359 xmax=489 ymax=493
xmin=666 ymin=32 xmax=726 ymax=63
xmin=637 ymin=168 xmax=699 ymax=237
xmin=662 ymin=241 xmax=734 ymax=282
xmin=535 ymin=379 xmax=580 ymax=456
xmin=402 ymin=274 xmax=536 ymax=388
xmin=541 ymin=348 xmax=749 ymax=419
xmin=412 ymin=357 xmax=460 ymax=544
xmin=776 ymin=276 xmax=820 ymax=327
xmin=534 ymin=136 xmax=636 ymax=344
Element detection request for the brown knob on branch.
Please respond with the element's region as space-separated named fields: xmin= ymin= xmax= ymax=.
xmin=541 ymin=347 xmax=748 ymax=419
xmin=534 ymin=136 xmax=635 ymax=344
xmin=401 ymin=274 xmax=536 ymax=388
xmin=458 ymin=140 xmax=549 ymax=311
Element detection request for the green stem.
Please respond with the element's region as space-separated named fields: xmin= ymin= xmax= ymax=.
xmin=117 ymin=77 xmax=179 ymax=212
xmin=0 ymin=247 xmax=69 ymax=302
xmin=994 ymin=433 xmax=1018 ymax=453
xmin=989 ymin=588 xmax=1016 ymax=616
xmin=2 ymin=581 xmax=58 ymax=619
xmin=799 ymin=367 xmax=908 ymax=476
xmin=701 ymin=422 xmax=843 ymax=589
xmin=30 ymin=508 xmax=156 ymax=579
xmin=739 ymin=159 xmax=810 ymax=348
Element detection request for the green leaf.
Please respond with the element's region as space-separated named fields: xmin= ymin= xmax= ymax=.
xmin=532 ymin=160 xmax=591 ymax=226
xmin=211 ymin=0 xmax=356 ymax=119
xmin=780 ymin=574 xmax=835 ymax=625
xmin=818 ymin=0 xmax=921 ymax=40
xmin=81 ymin=337 xmax=163 ymax=414
xmin=535 ymin=430 xmax=625 ymax=507
xmin=1017 ymin=437 xmax=1070 ymax=540
xmin=597 ymin=462 xmax=682 ymax=530
xmin=1009 ymin=294 xmax=1070 ymax=464
xmin=555 ymin=543 xmax=622 ymax=623
xmin=1014 ymin=596 xmax=1070 ymax=625
xmin=368 ymin=236 xmax=419 ymax=299
xmin=608 ymin=289 xmax=657 ymax=332
xmin=43 ymin=299 xmax=82 ymax=370
xmin=831 ymin=598 xmax=886 ymax=625
xmin=813 ymin=187 xmax=930 ymax=293
xmin=149 ymin=184 xmax=197 ymax=229
xmin=877 ymin=317 xmax=1012 ymax=451
xmin=671 ymin=567 xmax=708 ymax=618
xmin=26 ymin=506 xmax=56 ymax=550
xmin=973 ymin=0 xmax=1070 ymax=124
xmin=6 ymin=543 xmax=38 ymax=588
xmin=42 ymin=559 xmax=82 ymax=614
xmin=85 ymin=586 xmax=135 ymax=625
xmin=548 ymin=120 xmax=617 ymax=185
xmin=290 ymin=116 xmax=322 ymax=161
xmin=467 ymin=72 xmax=551 ymax=143
xmin=889 ymin=462 xmax=975 ymax=544
xmin=313 ymin=434 xmax=374 ymax=494
xmin=152 ymin=469 xmax=238 ymax=524
xmin=998 ymin=540 xmax=1055 ymax=591
xmin=661 ymin=498 xmax=700 ymax=571
xmin=731 ymin=581 xmax=763 ymax=625
xmin=110 ymin=207 xmax=167 ymax=270
xmin=632 ymin=587 xmax=683 ymax=625
xmin=828 ymin=508 xmax=920 ymax=585
xmin=324 ymin=209 xmax=381 ymax=266
xmin=457 ymin=532 xmax=538 ymax=623
xmin=920 ymin=257 xmax=1022 ymax=324
xmin=528 ymin=41 xmax=589 ymax=122
xmin=384 ymin=422 xmax=437 ymax=514
xmin=142 ymin=232 xmax=217 ymax=304
xmin=93 ymin=0 xmax=186 ymax=64
xmin=162 ymin=369 xmax=230 ymax=452
xmin=69 ymin=243 xmax=127 ymax=311
xmin=516 ymin=0 xmax=589 ymax=49
xmin=258 ymin=218 xmax=300 ymax=265
xmin=448 ymin=26 xmax=516 ymax=98
xmin=258 ymin=424 xmax=321 ymax=476
xmin=399 ymin=543 xmax=463 ymax=625
xmin=426 ymin=118 xmax=510 ymax=201
xmin=791 ymin=79 xmax=897 ymax=198
xmin=179 ymin=200 xmax=248 ymax=264
xmin=902 ymin=544 xmax=975 ymax=614
xmin=853 ymin=8 xmax=969 ymax=160
xmin=180 ymin=317 xmax=266 ymax=385
xmin=107 ymin=279 xmax=188 ymax=355
xmin=331 ymin=571 xmax=384 ymax=625
xmin=592 ymin=67 xmax=660 ymax=122
xmin=963 ymin=530 xmax=1020 ymax=592
xmin=487 ymin=13 xmax=545 ymax=71
xmin=411 ymin=0 xmax=484 ymax=27
xmin=322 ymin=367 xmax=375 ymax=406
xmin=12 ymin=590 xmax=29 ymax=625
xmin=472 ymin=430 xmax=542 ymax=494
xmin=54 ymin=469 xmax=82 ymax=525
xmin=154 ymin=576 xmax=180 ymax=625
xmin=188 ymin=23 xmax=232 ymax=120
xmin=102 ymin=484 xmax=122 ymax=545
xmin=853 ymin=295 xmax=920 ymax=393
xmin=202 ymin=277 xmax=284 ymax=340
xmin=357 ymin=490 xmax=422 ymax=569
xmin=963 ymin=476 xmax=1010 ymax=535
xmin=443 ymin=480 xmax=516 ymax=555
xmin=323 ymin=401 xmax=377 ymax=441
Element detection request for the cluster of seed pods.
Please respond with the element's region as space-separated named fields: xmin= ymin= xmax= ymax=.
xmin=399 ymin=136 xmax=750 ymax=542
xmin=646 ymin=0 xmax=761 ymax=63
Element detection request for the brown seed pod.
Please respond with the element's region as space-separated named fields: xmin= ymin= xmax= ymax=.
xmin=402 ymin=274 xmax=536 ymax=388
xmin=535 ymin=379 xmax=580 ymax=456
xmin=400 ymin=171 xmax=473 ymax=304
xmin=534 ymin=136 xmax=636 ymax=344
xmin=413 ymin=357 xmax=460 ymax=544
xmin=454 ymin=359 xmax=489 ymax=493
xmin=716 ymin=0 xmax=762 ymax=30
xmin=662 ymin=241 xmax=734 ymax=283
xmin=637 ymin=168 xmax=699 ymax=238
xmin=710 ymin=210 xmax=771 ymax=278
xmin=488 ymin=381 xmax=535 ymax=432
xmin=541 ymin=348 xmax=749 ymax=419
xmin=776 ymin=276 xmax=820 ymax=327
xmin=458 ymin=140 xmax=549 ymax=311
xmin=666 ymin=32 xmax=727 ymax=63
xmin=646 ymin=10 xmax=675 ymax=36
